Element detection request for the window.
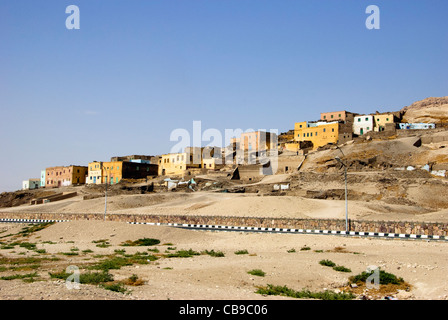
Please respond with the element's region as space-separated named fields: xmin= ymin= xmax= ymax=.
xmin=367 ymin=127 xmax=370 ymax=130
xmin=299 ymin=125 xmax=302 ymax=128
xmin=323 ymin=128 xmax=326 ymax=132
xmin=365 ymin=117 xmax=368 ymax=121
xmin=323 ymin=115 xmax=326 ymax=119
xmin=331 ymin=115 xmax=334 ymax=119
xmin=338 ymin=114 xmax=341 ymax=118
xmin=310 ymin=133 xmax=313 ymax=137
xmin=377 ymin=118 xmax=380 ymax=122
xmin=315 ymin=132 xmax=318 ymax=136
xmin=332 ymin=128 xmax=335 ymax=132
xmin=358 ymin=118 xmax=361 ymax=122
xmin=117 ymin=166 xmax=119 ymax=170
xmin=297 ymin=134 xmax=300 ymax=137
xmin=386 ymin=118 xmax=389 ymax=121
xmin=136 ymin=166 xmax=139 ymax=171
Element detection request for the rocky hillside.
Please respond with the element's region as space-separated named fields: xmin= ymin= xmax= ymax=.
xmin=401 ymin=96 xmax=448 ymax=124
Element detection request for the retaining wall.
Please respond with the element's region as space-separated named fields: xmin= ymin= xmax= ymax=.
xmin=0 ymin=212 xmax=447 ymax=236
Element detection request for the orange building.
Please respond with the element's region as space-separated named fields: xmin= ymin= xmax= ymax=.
xmin=320 ymin=111 xmax=356 ymax=123
xmin=45 ymin=165 xmax=88 ymax=188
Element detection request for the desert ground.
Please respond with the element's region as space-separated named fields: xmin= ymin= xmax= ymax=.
xmin=0 ymin=219 xmax=447 ymax=301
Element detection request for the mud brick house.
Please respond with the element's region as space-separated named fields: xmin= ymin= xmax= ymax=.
xmin=87 ymin=161 xmax=158 ymax=185
xmin=320 ymin=110 xmax=357 ymax=123
xmin=45 ymin=165 xmax=88 ymax=188
xmin=294 ymin=121 xmax=352 ymax=150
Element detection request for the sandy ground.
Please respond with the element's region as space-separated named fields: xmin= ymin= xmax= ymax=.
xmin=1 ymin=220 xmax=448 ymax=300
xmin=2 ymin=190 xmax=448 ymax=223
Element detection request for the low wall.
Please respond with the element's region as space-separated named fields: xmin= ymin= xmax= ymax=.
xmin=0 ymin=212 xmax=447 ymax=236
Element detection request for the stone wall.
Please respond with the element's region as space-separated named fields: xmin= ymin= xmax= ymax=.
xmin=1 ymin=212 xmax=447 ymax=236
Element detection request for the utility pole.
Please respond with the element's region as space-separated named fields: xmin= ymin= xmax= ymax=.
xmin=101 ymin=163 xmax=109 ymax=221
xmin=335 ymin=145 xmax=348 ymax=232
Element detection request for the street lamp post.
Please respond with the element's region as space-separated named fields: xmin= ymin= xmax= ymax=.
xmin=101 ymin=164 xmax=110 ymax=221
xmin=335 ymin=156 xmax=348 ymax=232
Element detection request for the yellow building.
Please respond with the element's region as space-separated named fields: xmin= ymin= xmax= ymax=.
xmin=101 ymin=161 xmax=123 ymax=185
xmin=88 ymin=160 xmax=158 ymax=184
xmin=294 ymin=121 xmax=340 ymax=150
xmin=87 ymin=162 xmax=103 ymax=184
xmin=373 ymin=113 xmax=396 ymax=132
xmin=158 ymin=149 xmax=203 ymax=177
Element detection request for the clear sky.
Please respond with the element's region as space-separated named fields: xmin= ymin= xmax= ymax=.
xmin=1 ymin=0 xmax=447 ymax=192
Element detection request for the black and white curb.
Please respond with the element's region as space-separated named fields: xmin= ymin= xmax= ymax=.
xmin=0 ymin=218 xmax=69 ymax=224
xmin=128 ymin=221 xmax=448 ymax=242
xmin=1 ymin=218 xmax=446 ymax=242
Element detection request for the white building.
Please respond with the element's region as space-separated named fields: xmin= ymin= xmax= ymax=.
xmin=353 ymin=115 xmax=374 ymax=136
xmin=22 ymin=179 xmax=40 ymax=190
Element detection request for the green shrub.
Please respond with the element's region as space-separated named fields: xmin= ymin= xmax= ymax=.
xmin=1 ymin=272 xmax=39 ymax=282
xmin=60 ymin=252 xmax=79 ymax=256
xmin=319 ymin=259 xmax=336 ymax=267
xmin=81 ymin=271 xmax=114 ymax=284
xmin=300 ymin=246 xmax=311 ymax=251
xmin=332 ymin=266 xmax=352 ymax=273
xmin=202 ymin=250 xmax=225 ymax=257
xmin=287 ymin=248 xmax=296 ymax=253
xmin=120 ymin=238 xmax=160 ymax=246
xmin=102 ymin=282 xmax=128 ymax=293
xmin=19 ymin=242 xmax=37 ymax=250
xmin=349 ymin=269 xmax=404 ymax=285
xmin=235 ymin=249 xmax=249 ymax=255
xmin=49 ymin=270 xmax=114 ymax=285
xmin=166 ymin=249 xmax=200 ymax=258
xmin=90 ymin=253 xmax=158 ymax=272
xmin=256 ymin=284 xmax=355 ymax=300
xmin=247 ymin=269 xmax=266 ymax=277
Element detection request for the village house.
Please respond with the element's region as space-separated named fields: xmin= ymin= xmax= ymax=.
xmin=22 ymin=179 xmax=40 ymax=190
xmin=293 ymin=121 xmax=352 ymax=150
xmin=373 ymin=113 xmax=398 ymax=132
xmin=239 ymin=131 xmax=278 ymax=152
xmin=320 ymin=110 xmax=357 ymax=123
xmin=158 ymin=147 xmax=202 ymax=177
xmin=87 ymin=160 xmax=158 ymax=185
xmin=45 ymin=165 xmax=88 ymax=188
xmin=353 ymin=115 xmax=374 ymax=136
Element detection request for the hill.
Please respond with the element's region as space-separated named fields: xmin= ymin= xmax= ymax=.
xmin=401 ymin=96 xmax=448 ymax=124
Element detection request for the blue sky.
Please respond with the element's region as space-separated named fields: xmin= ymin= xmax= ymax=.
xmin=0 ymin=0 xmax=447 ymax=192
